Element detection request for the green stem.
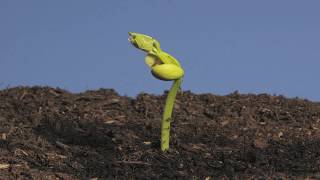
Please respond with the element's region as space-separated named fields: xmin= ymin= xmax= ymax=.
xmin=161 ymin=78 xmax=182 ymax=152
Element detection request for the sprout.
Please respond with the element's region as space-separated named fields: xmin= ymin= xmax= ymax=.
xmin=128 ymin=32 xmax=184 ymax=152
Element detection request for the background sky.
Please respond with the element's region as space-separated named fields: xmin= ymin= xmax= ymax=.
xmin=1 ymin=1 xmax=320 ymax=101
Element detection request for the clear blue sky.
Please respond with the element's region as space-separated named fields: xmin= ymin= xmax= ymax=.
xmin=1 ymin=1 xmax=320 ymax=100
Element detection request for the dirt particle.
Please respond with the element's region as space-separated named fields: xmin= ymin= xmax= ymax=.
xmin=278 ymin=131 xmax=284 ymax=138
xmin=220 ymin=119 xmax=230 ymax=127
xmin=253 ymin=138 xmax=269 ymax=149
xmin=143 ymin=141 xmax=151 ymax=145
xmin=1 ymin=133 xmax=6 ymax=140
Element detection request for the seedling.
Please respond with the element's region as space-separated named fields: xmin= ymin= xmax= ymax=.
xmin=128 ymin=32 xmax=184 ymax=152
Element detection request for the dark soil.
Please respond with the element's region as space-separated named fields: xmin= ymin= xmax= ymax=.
xmin=1 ymin=86 xmax=320 ymax=179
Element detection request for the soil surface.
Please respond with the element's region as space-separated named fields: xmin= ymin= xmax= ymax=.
xmin=1 ymin=86 xmax=320 ymax=179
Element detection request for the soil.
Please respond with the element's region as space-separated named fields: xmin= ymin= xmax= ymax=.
xmin=1 ymin=86 xmax=320 ymax=179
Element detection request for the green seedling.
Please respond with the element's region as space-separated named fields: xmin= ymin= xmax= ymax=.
xmin=128 ymin=32 xmax=184 ymax=152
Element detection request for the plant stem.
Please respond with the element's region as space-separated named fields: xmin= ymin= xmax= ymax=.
xmin=161 ymin=78 xmax=182 ymax=152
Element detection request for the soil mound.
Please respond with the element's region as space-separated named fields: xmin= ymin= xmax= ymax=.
xmin=1 ymin=86 xmax=320 ymax=179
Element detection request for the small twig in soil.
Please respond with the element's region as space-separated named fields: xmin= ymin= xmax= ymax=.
xmin=0 ymin=164 xmax=10 ymax=169
xmin=14 ymin=148 xmax=29 ymax=156
xmin=56 ymin=141 xmax=70 ymax=150
xmin=116 ymin=161 xmax=151 ymax=166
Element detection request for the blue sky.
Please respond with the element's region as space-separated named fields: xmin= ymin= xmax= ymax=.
xmin=1 ymin=1 xmax=320 ymax=100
